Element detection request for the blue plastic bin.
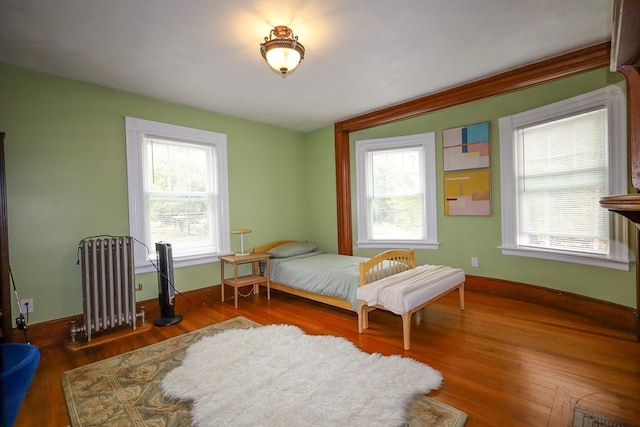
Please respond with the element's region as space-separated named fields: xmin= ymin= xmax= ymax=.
xmin=0 ymin=343 xmax=40 ymax=427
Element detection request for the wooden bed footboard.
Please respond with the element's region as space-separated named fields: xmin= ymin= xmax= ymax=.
xmin=358 ymin=249 xmax=415 ymax=285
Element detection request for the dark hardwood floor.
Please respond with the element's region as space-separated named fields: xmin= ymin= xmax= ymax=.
xmin=13 ymin=287 xmax=640 ymax=426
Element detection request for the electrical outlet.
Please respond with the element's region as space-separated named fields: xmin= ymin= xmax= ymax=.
xmin=471 ymin=257 xmax=478 ymax=267
xmin=19 ymin=298 xmax=34 ymax=313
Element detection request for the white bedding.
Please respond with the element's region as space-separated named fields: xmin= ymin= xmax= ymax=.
xmin=356 ymin=264 xmax=465 ymax=314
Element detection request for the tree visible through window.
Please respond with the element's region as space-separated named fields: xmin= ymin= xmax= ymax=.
xmin=369 ymin=147 xmax=424 ymax=240
xmin=146 ymin=137 xmax=214 ymax=249
xmin=355 ymin=132 xmax=438 ymax=249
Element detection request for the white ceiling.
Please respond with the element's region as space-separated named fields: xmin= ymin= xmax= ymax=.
xmin=0 ymin=0 xmax=614 ymax=132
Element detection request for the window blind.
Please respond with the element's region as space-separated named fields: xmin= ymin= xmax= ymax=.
xmin=516 ymin=108 xmax=608 ymax=254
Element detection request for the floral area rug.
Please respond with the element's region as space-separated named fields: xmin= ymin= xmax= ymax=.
xmin=62 ymin=316 xmax=467 ymax=426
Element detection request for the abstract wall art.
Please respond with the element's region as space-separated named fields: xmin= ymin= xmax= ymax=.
xmin=444 ymin=169 xmax=491 ymax=216
xmin=443 ymin=121 xmax=490 ymax=171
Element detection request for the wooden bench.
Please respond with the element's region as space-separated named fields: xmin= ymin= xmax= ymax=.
xmin=356 ymin=265 xmax=465 ymax=350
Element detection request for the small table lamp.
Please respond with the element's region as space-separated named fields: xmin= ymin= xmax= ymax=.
xmin=231 ymin=228 xmax=252 ymax=256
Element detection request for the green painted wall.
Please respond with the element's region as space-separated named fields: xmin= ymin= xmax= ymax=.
xmin=0 ymin=63 xmax=307 ymax=324
xmin=343 ymin=67 xmax=635 ymax=307
xmin=303 ymin=126 xmax=339 ymax=252
xmin=1 ymin=61 xmax=635 ymax=328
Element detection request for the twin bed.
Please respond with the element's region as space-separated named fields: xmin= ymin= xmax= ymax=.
xmin=253 ymin=240 xmax=465 ymax=350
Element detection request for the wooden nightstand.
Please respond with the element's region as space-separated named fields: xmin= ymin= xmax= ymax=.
xmin=219 ymin=253 xmax=270 ymax=308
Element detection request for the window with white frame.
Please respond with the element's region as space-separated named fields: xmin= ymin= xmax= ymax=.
xmin=125 ymin=117 xmax=230 ymax=273
xmin=498 ymin=85 xmax=628 ymax=270
xmin=355 ymin=132 xmax=438 ymax=249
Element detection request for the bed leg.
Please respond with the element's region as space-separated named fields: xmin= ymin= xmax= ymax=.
xmin=357 ymin=301 xmax=367 ymax=333
xmin=402 ymin=312 xmax=412 ymax=350
xmin=459 ymin=282 xmax=465 ymax=311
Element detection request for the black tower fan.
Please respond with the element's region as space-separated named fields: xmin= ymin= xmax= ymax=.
xmin=154 ymin=242 xmax=182 ymax=326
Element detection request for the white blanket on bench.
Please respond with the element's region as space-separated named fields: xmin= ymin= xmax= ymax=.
xmin=357 ymin=264 xmax=461 ymax=315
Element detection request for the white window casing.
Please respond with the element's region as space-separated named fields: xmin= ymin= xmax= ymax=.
xmin=355 ymin=132 xmax=438 ymax=249
xmin=498 ymin=84 xmax=628 ymax=270
xmin=125 ymin=117 xmax=231 ymax=273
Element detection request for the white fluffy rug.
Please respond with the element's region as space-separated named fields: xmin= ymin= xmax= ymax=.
xmin=161 ymin=324 xmax=443 ymax=427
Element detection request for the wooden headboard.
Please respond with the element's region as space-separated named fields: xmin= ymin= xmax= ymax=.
xmin=253 ymin=240 xmax=298 ymax=254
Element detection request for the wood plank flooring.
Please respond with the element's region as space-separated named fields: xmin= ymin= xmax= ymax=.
xmin=13 ymin=288 xmax=640 ymax=426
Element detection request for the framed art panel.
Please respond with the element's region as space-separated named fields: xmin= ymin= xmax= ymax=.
xmin=443 ymin=121 xmax=490 ymax=171
xmin=444 ymin=169 xmax=491 ymax=216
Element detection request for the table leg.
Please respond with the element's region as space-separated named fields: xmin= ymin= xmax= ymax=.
xmin=220 ymin=261 xmax=225 ymax=302
xmin=233 ymin=263 xmax=239 ymax=307
xmin=234 ymin=286 xmax=238 ymax=308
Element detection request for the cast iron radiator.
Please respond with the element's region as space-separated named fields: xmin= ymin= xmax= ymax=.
xmin=71 ymin=236 xmax=145 ymax=343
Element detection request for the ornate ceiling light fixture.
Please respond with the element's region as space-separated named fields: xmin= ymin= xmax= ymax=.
xmin=260 ymin=25 xmax=305 ymax=77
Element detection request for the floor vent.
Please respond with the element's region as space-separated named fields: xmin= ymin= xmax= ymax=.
xmin=573 ymin=407 xmax=638 ymax=427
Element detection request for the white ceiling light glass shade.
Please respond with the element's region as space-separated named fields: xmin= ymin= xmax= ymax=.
xmin=260 ymin=26 xmax=305 ymax=77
